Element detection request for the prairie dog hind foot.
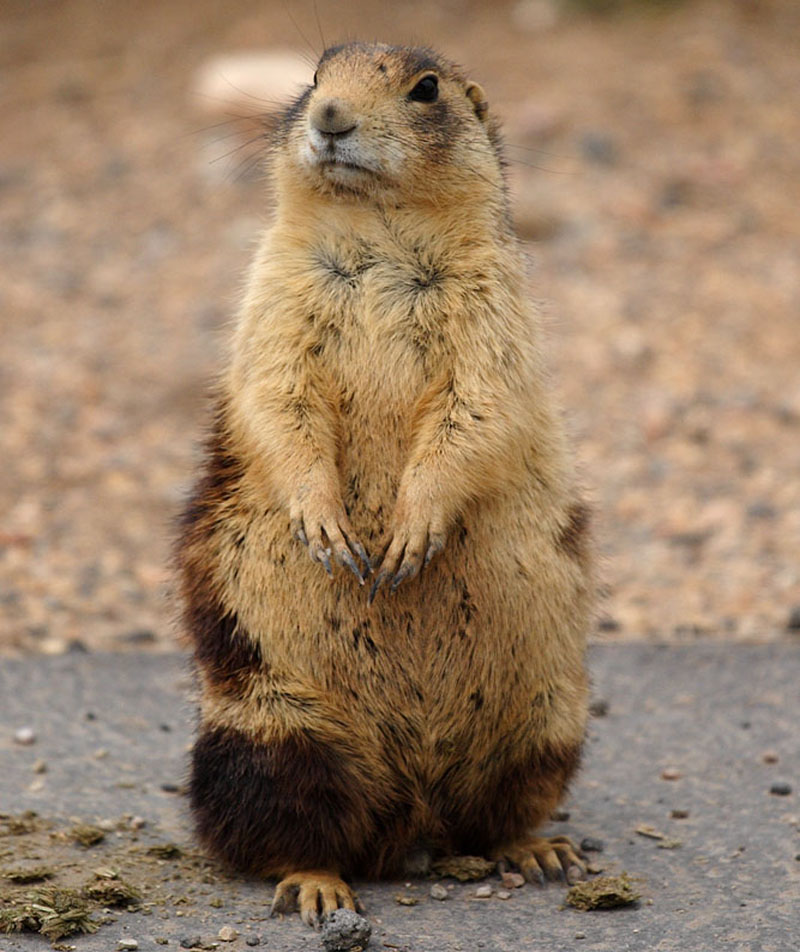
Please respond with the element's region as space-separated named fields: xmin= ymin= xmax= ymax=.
xmin=493 ymin=835 xmax=587 ymax=886
xmin=270 ymin=869 xmax=362 ymax=929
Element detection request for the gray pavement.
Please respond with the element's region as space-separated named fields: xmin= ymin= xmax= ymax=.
xmin=0 ymin=644 xmax=798 ymax=952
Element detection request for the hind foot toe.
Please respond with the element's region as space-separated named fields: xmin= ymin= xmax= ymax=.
xmin=493 ymin=835 xmax=586 ymax=886
xmin=270 ymin=869 xmax=361 ymax=928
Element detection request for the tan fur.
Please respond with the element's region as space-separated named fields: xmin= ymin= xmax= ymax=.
xmin=178 ymin=42 xmax=593 ymax=922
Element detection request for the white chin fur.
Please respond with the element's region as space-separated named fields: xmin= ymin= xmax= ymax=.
xmin=301 ymin=133 xmax=381 ymax=177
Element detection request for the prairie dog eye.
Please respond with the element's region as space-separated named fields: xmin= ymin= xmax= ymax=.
xmin=409 ymin=75 xmax=438 ymax=103
xmin=313 ymin=70 xmax=318 ymax=87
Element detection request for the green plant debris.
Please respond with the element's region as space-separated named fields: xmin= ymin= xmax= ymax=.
xmin=0 ymin=886 xmax=99 ymax=941
xmin=2 ymin=866 xmax=55 ymax=884
xmin=0 ymin=812 xmax=44 ymax=836
xmin=395 ymin=892 xmax=420 ymax=906
xmin=69 ymin=825 xmax=106 ymax=848
xmin=565 ymin=873 xmax=641 ymax=910
xmin=146 ymin=843 xmax=184 ymax=859
xmin=83 ymin=875 xmax=141 ymax=908
xmin=657 ymin=838 xmax=683 ymax=849
xmin=431 ymin=855 xmax=496 ymax=882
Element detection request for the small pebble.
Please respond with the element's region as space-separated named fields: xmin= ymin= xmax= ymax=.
xmin=661 ymin=767 xmax=683 ymax=781
xmin=430 ymin=883 xmax=449 ymax=900
xmin=596 ymin=616 xmax=620 ymax=632
xmin=575 ymin=934 xmax=586 ymax=940
xmin=786 ymin=606 xmax=800 ymax=631
xmin=14 ymin=727 xmax=36 ymax=745
xmin=497 ymin=889 xmax=512 ymax=900
xmin=32 ymin=758 xmax=47 ymax=773
xmin=130 ymin=815 xmax=147 ymax=830
xmin=474 ymin=884 xmax=493 ymax=898
xmin=567 ymin=865 xmax=584 ymax=884
xmin=761 ymin=750 xmax=779 ymax=764
xmin=320 ymin=908 xmax=372 ymax=952
xmin=180 ymin=938 xmax=201 ymax=950
xmin=670 ymin=808 xmax=690 ymax=819
xmin=501 ymin=872 xmax=525 ymax=889
xmin=118 ymin=941 xmax=138 ymax=951
xmin=589 ymin=698 xmax=609 ymax=717
xmin=550 ymin=808 xmax=570 ymax=822
xmin=580 ymin=836 xmax=605 ymax=853
xmin=218 ymin=926 xmax=237 ymax=942
xmin=160 ymin=783 xmax=181 ymax=793
xmin=245 ymin=936 xmax=260 ymax=947
xmin=770 ymin=782 xmax=792 ymax=796
xmin=580 ymin=131 xmax=618 ymax=166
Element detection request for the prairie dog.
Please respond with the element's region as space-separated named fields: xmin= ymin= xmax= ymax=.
xmin=177 ymin=41 xmax=592 ymax=927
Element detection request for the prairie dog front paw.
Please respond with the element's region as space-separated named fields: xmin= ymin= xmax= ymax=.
xmin=290 ymin=485 xmax=370 ymax=583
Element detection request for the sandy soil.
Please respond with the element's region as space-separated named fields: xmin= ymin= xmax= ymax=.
xmin=1 ymin=0 xmax=799 ymax=654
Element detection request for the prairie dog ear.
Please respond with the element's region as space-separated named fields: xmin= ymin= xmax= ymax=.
xmin=466 ymin=82 xmax=489 ymax=122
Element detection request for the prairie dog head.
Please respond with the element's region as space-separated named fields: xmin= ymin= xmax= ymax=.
xmin=274 ymin=42 xmax=503 ymax=206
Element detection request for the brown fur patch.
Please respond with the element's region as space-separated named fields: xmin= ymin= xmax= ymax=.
xmin=556 ymin=501 xmax=591 ymax=563
xmin=187 ymin=598 xmax=263 ymax=694
xmin=176 ymin=407 xmax=262 ymax=692
xmin=177 ymin=406 xmax=243 ymax=531
xmin=190 ymin=725 xmax=412 ymax=877
xmin=441 ymin=740 xmax=583 ymax=856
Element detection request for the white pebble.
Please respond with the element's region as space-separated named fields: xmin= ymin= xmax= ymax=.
xmin=474 ymin=884 xmax=493 ymax=898
xmin=14 ymin=727 xmax=36 ymax=745
xmin=430 ymin=883 xmax=449 ymax=901
xmin=118 ymin=940 xmax=138 ymax=950
xmin=497 ymin=889 xmax=512 ymax=900
xmin=219 ymin=926 xmax=238 ymax=941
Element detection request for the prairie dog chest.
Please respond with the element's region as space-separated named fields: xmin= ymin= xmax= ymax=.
xmin=300 ymin=230 xmax=460 ymax=393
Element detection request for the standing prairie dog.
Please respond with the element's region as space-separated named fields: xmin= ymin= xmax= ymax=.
xmin=177 ymin=41 xmax=593 ymax=927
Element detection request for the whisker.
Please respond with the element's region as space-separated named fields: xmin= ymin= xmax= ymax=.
xmin=283 ymin=3 xmax=321 ymax=63
xmin=312 ymin=0 xmax=327 ymax=52
xmin=210 ymin=133 xmax=270 ymax=166
xmin=229 ymin=152 xmax=267 ymax=185
xmin=505 ymin=156 xmax=576 ymax=175
xmin=505 ymin=142 xmax=576 ymax=160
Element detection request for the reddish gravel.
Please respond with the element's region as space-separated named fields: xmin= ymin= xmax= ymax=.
xmin=1 ymin=0 xmax=799 ymax=654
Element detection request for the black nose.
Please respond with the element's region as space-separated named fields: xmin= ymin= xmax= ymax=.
xmin=311 ymin=98 xmax=358 ymax=137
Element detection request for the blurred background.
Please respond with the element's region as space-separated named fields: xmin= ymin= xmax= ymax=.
xmin=1 ymin=0 xmax=799 ymax=655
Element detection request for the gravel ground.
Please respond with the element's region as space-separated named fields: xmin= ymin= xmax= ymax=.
xmin=2 ymin=0 xmax=799 ymax=654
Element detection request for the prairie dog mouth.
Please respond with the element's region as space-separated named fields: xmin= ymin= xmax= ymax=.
xmin=319 ymin=157 xmax=375 ymax=174
xmin=307 ymin=145 xmax=382 ymax=183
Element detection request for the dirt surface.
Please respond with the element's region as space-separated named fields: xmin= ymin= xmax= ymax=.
xmin=2 ymin=0 xmax=800 ymax=654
